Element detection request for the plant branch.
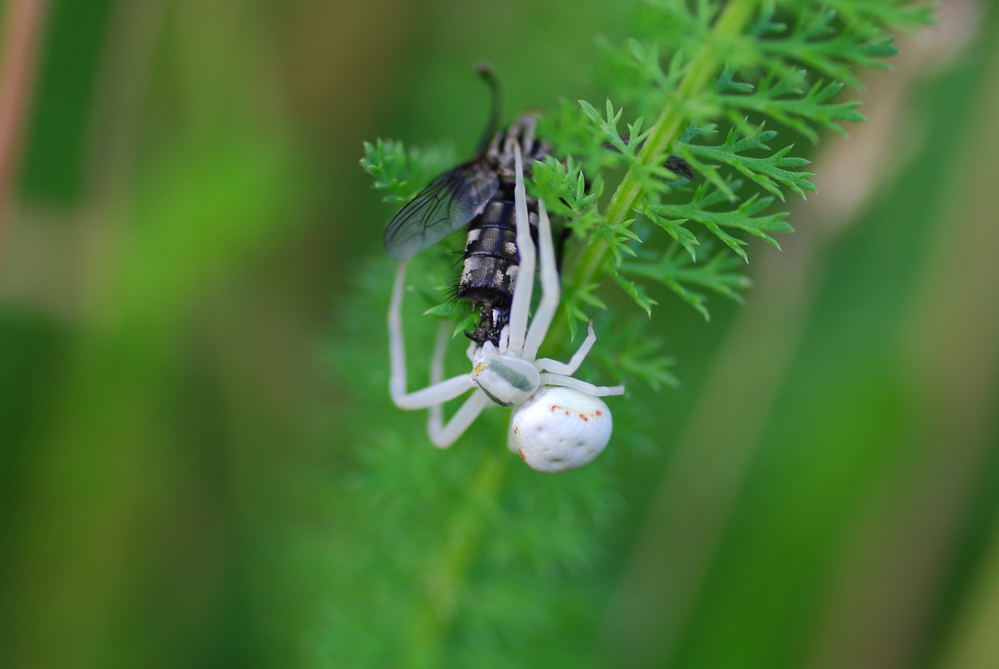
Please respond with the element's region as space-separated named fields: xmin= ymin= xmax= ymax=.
xmin=559 ymin=0 xmax=760 ymax=337
xmin=405 ymin=449 xmax=512 ymax=668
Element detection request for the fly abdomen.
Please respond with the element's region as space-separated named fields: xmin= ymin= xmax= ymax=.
xmin=457 ymin=198 xmax=521 ymax=304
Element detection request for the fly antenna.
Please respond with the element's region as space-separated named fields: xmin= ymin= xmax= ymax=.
xmin=474 ymin=63 xmax=501 ymax=155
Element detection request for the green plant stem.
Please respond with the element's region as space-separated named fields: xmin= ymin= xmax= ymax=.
xmin=406 ymin=448 xmax=512 ymax=668
xmin=561 ymin=0 xmax=760 ymax=336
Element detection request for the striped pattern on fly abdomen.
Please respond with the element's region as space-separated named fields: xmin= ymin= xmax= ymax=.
xmin=457 ymin=194 xmax=529 ymax=304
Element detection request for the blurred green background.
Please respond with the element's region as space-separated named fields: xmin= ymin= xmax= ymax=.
xmin=1 ymin=0 xmax=998 ymax=668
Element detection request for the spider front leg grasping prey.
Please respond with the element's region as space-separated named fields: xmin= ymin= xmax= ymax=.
xmin=388 ymin=145 xmax=624 ymax=473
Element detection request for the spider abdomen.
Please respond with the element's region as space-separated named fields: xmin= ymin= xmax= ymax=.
xmin=511 ymin=387 xmax=613 ymax=473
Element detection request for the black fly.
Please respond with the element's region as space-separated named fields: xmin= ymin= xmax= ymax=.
xmin=384 ymin=65 xmax=549 ymax=347
xmin=383 ymin=65 xmax=693 ymax=347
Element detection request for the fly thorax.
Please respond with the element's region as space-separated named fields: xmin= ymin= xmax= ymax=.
xmin=489 ymin=112 xmax=550 ymax=177
xmin=471 ymin=349 xmax=540 ymax=407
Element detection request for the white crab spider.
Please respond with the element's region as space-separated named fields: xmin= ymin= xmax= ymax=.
xmin=388 ymin=145 xmax=624 ymax=473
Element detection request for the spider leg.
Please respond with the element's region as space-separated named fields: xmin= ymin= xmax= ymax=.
xmin=389 ymin=260 xmax=475 ymax=410
xmin=424 ymin=321 xmax=492 ymax=447
xmin=498 ymin=325 xmax=510 ymax=353
xmin=505 ymin=144 xmax=536 ymax=355
xmin=428 ymin=390 xmax=491 ymax=448
xmin=536 ymin=320 xmax=596 ymax=375
xmin=429 ymin=321 xmax=457 ymax=431
xmin=523 ymin=199 xmax=559 ymax=360
xmin=541 ymin=372 xmax=624 ymax=397
xmin=431 ymin=321 xmax=452 ymax=381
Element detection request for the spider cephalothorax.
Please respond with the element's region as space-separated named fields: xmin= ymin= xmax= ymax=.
xmin=387 ymin=145 xmax=623 ymax=473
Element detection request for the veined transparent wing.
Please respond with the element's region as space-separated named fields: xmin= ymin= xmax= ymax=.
xmin=383 ymin=160 xmax=500 ymax=260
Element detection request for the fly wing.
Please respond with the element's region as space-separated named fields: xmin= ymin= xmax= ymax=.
xmin=383 ymin=161 xmax=500 ymax=260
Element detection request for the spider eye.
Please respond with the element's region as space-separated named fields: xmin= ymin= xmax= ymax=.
xmin=511 ymin=387 xmax=612 ymax=473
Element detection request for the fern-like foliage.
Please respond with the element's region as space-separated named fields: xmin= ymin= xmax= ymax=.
xmin=533 ymin=0 xmax=929 ymax=332
xmin=360 ymin=138 xmax=458 ymax=205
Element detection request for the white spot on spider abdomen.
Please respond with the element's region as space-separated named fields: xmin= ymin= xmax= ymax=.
xmin=511 ymin=387 xmax=612 ymax=473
